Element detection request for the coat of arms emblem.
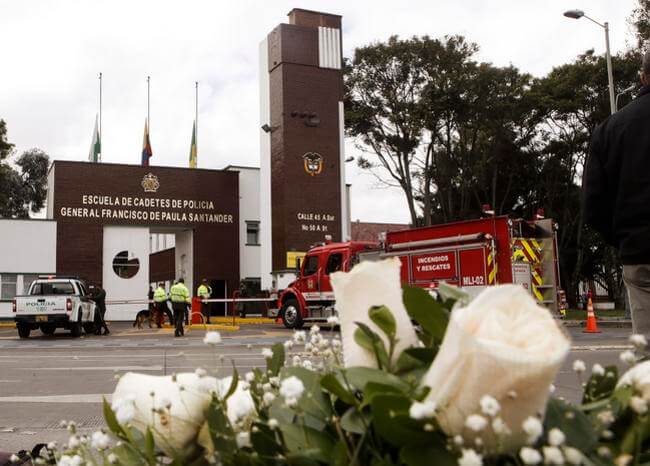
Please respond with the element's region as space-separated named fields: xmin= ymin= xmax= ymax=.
xmin=302 ymin=152 xmax=323 ymax=176
xmin=141 ymin=173 xmax=160 ymax=193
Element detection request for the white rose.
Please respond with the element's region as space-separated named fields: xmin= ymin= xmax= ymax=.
xmin=618 ymin=360 xmax=650 ymax=399
xmin=330 ymin=258 xmax=419 ymax=368
xmin=421 ymin=285 xmax=570 ymax=451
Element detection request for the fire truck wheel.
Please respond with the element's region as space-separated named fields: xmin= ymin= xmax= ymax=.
xmin=281 ymin=299 xmax=303 ymax=329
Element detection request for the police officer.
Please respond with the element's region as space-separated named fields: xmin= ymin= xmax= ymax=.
xmin=152 ymin=282 xmax=168 ymax=328
xmin=170 ymin=278 xmax=190 ymax=337
xmin=197 ymin=279 xmax=212 ymax=324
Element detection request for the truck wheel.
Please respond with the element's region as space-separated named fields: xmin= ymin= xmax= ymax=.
xmin=83 ymin=322 xmax=96 ymax=335
xmin=70 ymin=322 xmax=82 ymax=337
xmin=17 ymin=324 xmax=30 ymax=339
xmin=281 ymin=299 xmax=303 ymax=329
xmin=40 ymin=325 xmax=56 ymax=336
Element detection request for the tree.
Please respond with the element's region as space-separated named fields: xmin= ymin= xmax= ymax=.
xmin=0 ymin=120 xmax=50 ymax=218
xmin=630 ymin=0 xmax=650 ymax=49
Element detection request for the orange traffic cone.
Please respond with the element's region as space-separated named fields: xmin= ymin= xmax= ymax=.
xmin=583 ymin=297 xmax=601 ymax=333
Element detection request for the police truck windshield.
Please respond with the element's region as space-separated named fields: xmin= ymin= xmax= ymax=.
xmin=30 ymin=282 xmax=75 ymax=295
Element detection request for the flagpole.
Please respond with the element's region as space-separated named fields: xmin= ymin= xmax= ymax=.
xmin=99 ymin=72 xmax=102 ymax=162
xmin=147 ymin=76 xmax=150 ymax=129
xmin=195 ymin=81 xmax=198 ymax=165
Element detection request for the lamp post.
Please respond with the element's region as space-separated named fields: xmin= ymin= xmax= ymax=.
xmin=564 ymin=9 xmax=616 ymax=114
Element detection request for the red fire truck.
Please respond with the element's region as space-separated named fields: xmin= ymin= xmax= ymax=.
xmin=276 ymin=215 xmax=564 ymax=328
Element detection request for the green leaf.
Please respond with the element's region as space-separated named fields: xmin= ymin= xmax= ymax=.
xmin=345 ymin=366 xmax=410 ymax=393
xmin=400 ymin=444 xmax=457 ymax=466
xmin=102 ymin=398 xmax=126 ymax=438
xmin=583 ymin=365 xmax=618 ymax=403
xmin=282 ymin=367 xmax=333 ymax=425
xmin=362 ymin=382 xmax=403 ymax=407
xmin=370 ymin=394 xmax=437 ymax=447
xmin=354 ymin=322 xmax=389 ymax=369
xmin=250 ymin=422 xmax=283 ymax=457
xmin=224 ymin=365 xmax=239 ymax=401
xmin=402 ymin=286 xmax=449 ymax=343
xmin=545 ymin=398 xmax=597 ymax=452
xmin=396 ymin=347 xmax=435 ymax=373
xmin=280 ymin=423 xmax=335 ymax=463
xmin=340 ymin=406 xmax=368 ymax=434
xmin=321 ymin=373 xmax=357 ymax=405
xmin=206 ymin=399 xmax=237 ymax=456
xmin=144 ymin=428 xmax=155 ymax=463
xmin=436 ymin=282 xmax=469 ymax=306
xmin=368 ymin=305 xmax=396 ymax=340
xmin=268 ymin=342 xmax=285 ymax=376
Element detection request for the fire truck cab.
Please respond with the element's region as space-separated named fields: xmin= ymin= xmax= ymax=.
xmin=277 ymin=240 xmax=378 ymax=328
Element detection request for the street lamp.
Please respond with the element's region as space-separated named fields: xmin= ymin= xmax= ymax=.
xmin=563 ymin=9 xmax=616 ymax=114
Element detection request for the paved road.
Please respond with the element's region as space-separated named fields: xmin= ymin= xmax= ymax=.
xmin=0 ymin=322 xmax=634 ymax=453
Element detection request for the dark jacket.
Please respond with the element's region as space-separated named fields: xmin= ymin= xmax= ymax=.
xmin=584 ymin=86 xmax=650 ymax=264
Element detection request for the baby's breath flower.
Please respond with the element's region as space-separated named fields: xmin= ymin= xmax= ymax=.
xmin=572 ymin=359 xmax=586 ymax=373
xmin=203 ymin=331 xmax=222 ymax=345
xmin=263 ymin=392 xmax=276 ymax=405
xmin=458 ymin=448 xmax=482 ymax=466
xmin=491 ymin=417 xmax=510 ymax=436
xmin=465 ymin=414 xmax=487 ymax=432
xmin=630 ymin=395 xmax=648 ymax=414
xmin=268 ymin=418 xmax=279 ymax=429
xmin=262 ymin=348 xmax=273 ymax=359
xmin=522 ymin=416 xmax=543 ymax=444
xmin=195 ymin=367 xmax=207 ymax=377
xmin=620 ymin=350 xmax=636 ymax=365
xmin=630 ymin=334 xmax=648 ymax=349
xmin=309 ymin=325 xmax=320 ymax=334
xmin=293 ymin=330 xmax=306 ymax=343
xmin=563 ymin=446 xmax=582 ymax=465
xmin=547 ymin=428 xmax=565 ymax=446
xmin=283 ymin=340 xmax=294 ymax=350
xmin=597 ymin=410 xmax=615 ymax=426
xmin=479 ymin=395 xmax=500 ymax=417
xmin=409 ymin=400 xmax=436 ymax=420
xmin=245 ymin=372 xmax=255 ymax=382
xmin=519 ymin=447 xmax=542 ymax=465
xmin=592 ymin=363 xmax=605 ymax=376
xmin=542 ymin=446 xmax=564 ymax=465
xmin=327 ymin=316 xmax=340 ymax=326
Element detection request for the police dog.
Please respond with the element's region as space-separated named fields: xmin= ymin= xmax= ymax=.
xmin=132 ymin=309 xmax=154 ymax=329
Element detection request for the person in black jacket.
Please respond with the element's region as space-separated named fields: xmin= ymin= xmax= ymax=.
xmin=89 ymin=283 xmax=109 ymax=335
xmin=583 ymin=50 xmax=650 ymax=337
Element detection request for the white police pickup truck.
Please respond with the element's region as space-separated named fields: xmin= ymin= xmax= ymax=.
xmin=13 ymin=276 xmax=97 ymax=338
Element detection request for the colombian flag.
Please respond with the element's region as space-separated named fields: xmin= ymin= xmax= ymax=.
xmin=189 ymin=120 xmax=197 ymax=168
xmin=141 ymin=119 xmax=153 ymax=166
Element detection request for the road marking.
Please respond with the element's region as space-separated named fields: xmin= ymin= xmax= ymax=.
xmin=571 ymin=345 xmax=633 ymax=351
xmin=17 ymin=365 xmax=164 ymax=371
xmin=0 ymin=394 xmax=111 ymax=403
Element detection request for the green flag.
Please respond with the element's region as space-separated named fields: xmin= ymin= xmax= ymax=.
xmin=89 ymin=115 xmax=101 ymax=162
xmin=189 ymin=120 xmax=197 ymax=168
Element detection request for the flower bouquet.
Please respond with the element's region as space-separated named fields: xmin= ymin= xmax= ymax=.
xmin=31 ymin=258 xmax=650 ymax=465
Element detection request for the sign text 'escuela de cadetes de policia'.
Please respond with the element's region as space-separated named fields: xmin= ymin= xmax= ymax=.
xmin=59 ymin=194 xmax=234 ymax=224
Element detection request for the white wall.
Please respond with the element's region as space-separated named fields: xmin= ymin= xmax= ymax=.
xmin=46 ymin=165 xmax=55 ymax=219
xmin=227 ymin=167 xmax=261 ymax=280
xmin=0 ymin=219 xmax=57 ymax=273
xmin=175 ymin=230 xmax=193 ymax=293
xmin=0 ymin=219 xmax=57 ymax=317
xmin=259 ymin=37 xmax=273 ymax=290
xmin=103 ymin=226 xmax=150 ymax=320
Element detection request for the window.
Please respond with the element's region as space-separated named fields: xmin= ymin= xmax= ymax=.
xmin=325 ymin=253 xmax=344 ymax=275
xmin=0 ymin=274 xmax=17 ymax=300
xmin=30 ymin=281 xmax=75 ymax=295
xmin=246 ymin=221 xmax=260 ymax=245
xmin=112 ymin=250 xmax=140 ymax=279
xmin=302 ymin=255 xmax=319 ymax=277
xmin=22 ymin=274 xmax=40 ymax=294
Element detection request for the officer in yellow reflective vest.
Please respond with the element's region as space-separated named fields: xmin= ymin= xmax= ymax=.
xmin=197 ymin=279 xmax=212 ymax=324
xmin=152 ymin=282 xmax=168 ymax=328
xmin=170 ymin=278 xmax=190 ymax=337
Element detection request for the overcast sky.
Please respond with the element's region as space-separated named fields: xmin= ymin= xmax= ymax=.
xmin=0 ymin=0 xmax=639 ymax=224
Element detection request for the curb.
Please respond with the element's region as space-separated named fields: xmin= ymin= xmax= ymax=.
xmin=563 ymin=320 xmax=632 ymax=328
xmin=0 ymin=322 xmax=15 ymax=328
xmin=208 ymin=318 xmax=276 ymax=325
xmin=188 ymin=324 xmax=240 ymax=331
